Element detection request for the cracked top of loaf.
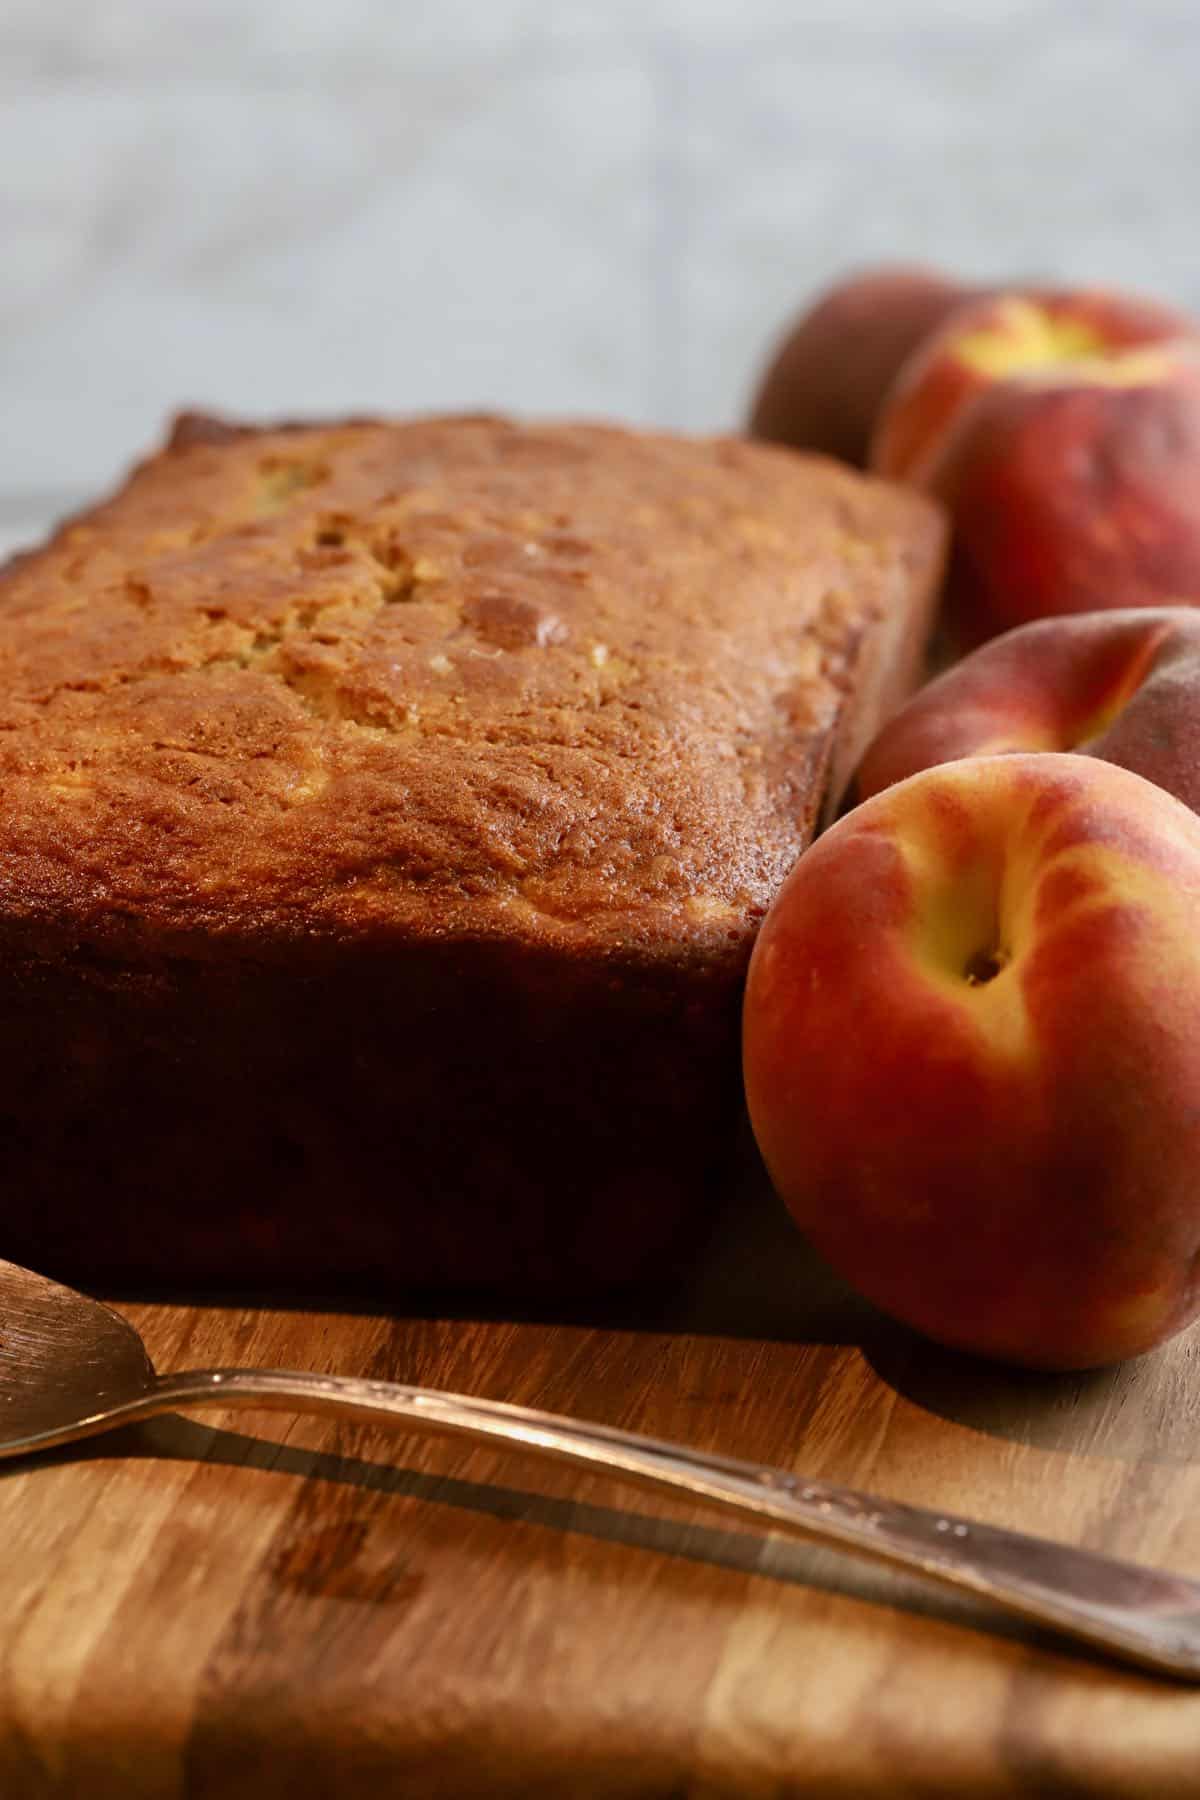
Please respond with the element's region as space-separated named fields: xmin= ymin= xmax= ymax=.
xmin=0 ymin=413 xmax=943 ymax=952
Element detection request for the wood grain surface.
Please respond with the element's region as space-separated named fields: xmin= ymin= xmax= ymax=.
xmin=2 ymin=1160 xmax=1200 ymax=1799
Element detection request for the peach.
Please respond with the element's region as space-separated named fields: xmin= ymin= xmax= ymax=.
xmin=872 ymin=288 xmax=1194 ymax=485
xmin=869 ymin=288 xmax=1200 ymax=645
xmin=743 ymin=752 xmax=1200 ymax=1370
xmin=748 ymin=265 xmax=983 ymax=467
xmin=854 ymin=606 xmax=1200 ymax=815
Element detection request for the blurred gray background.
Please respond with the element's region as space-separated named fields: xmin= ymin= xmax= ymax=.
xmin=2 ymin=0 xmax=1198 ymax=554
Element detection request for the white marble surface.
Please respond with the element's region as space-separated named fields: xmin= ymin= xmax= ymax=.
xmin=2 ymin=0 xmax=1199 ymax=538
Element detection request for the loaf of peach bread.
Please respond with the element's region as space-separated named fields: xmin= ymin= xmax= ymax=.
xmin=0 ymin=413 xmax=944 ymax=1293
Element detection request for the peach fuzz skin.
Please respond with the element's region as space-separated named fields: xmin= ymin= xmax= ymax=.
xmin=854 ymin=606 xmax=1200 ymax=816
xmin=871 ymin=288 xmax=1195 ymax=487
xmin=742 ymin=753 xmax=1200 ymax=1370
xmin=868 ymin=289 xmax=1200 ymax=646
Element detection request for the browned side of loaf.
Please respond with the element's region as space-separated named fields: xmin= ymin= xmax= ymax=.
xmin=0 ymin=414 xmax=944 ymax=1295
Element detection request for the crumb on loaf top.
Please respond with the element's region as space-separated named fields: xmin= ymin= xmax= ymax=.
xmin=0 ymin=414 xmax=942 ymax=952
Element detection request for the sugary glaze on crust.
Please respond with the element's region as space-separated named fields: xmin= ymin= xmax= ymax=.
xmin=0 ymin=413 xmax=943 ymax=954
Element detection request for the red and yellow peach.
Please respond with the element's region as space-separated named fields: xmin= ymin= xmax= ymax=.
xmin=743 ymin=752 xmax=1200 ymax=1369
xmin=855 ymin=606 xmax=1200 ymax=815
xmin=869 ymin=288 xmax=1200 ymax=645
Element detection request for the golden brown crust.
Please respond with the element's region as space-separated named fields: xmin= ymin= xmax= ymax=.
xmin=0 ymin=413 xmax=944 ymax=954
xmin=0 ymin=414 xmax=944 ymax=1296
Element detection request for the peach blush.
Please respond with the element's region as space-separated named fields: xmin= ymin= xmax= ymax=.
xmin=743 ymin=752 xmax=1200 ymax=1370
xmin=854 ymin=606 xmax=1200 ymax=816
xmin=871 ymin=287 xmax=1197 ymax=486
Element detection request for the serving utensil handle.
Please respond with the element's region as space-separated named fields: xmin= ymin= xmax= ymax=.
xmin=59 ymin=1367 xmax=1197 ymax=1682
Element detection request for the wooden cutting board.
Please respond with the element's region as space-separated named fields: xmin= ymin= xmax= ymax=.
xmin=3 ymin=1159 xmax=1200 ymax=1799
